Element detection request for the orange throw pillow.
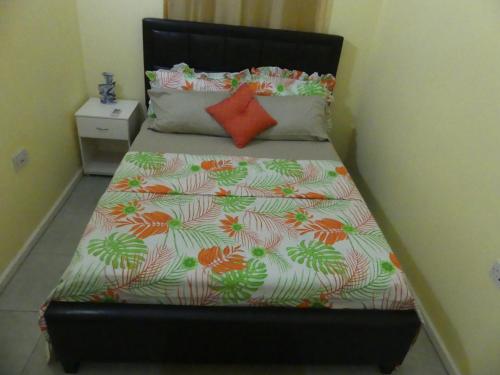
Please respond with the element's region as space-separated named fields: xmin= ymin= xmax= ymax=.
xmin=206 ymin=84 xmax=277 ymax=148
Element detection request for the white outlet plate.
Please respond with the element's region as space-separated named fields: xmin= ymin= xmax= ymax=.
xmin=12 ymin=148 xmax=29 ymax=172
xmin=490 ymin=260 xmax=500 ymax=288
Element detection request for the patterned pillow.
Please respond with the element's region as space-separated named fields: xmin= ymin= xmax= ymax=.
xmin=146 ymin=64 xmax=250 ymax=92
xmin=249 ymin=66 xmax=337 ymax=100
xmin=170 ymin=62 xmax=249 ymax=81
xmin=145 ymin=64 xmax=251 ymax=117
xmin=146 ymin=64 xmax=336 ymax=117
xmin=251 ymin=66 xmax=309 ymax=80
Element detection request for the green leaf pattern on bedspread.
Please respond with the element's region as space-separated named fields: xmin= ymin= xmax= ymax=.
xmin=41 ymin=152 xmax=414 ymax=334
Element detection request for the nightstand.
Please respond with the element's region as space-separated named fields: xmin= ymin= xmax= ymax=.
xmin=75 ymin=98 xmax=142 ymax=175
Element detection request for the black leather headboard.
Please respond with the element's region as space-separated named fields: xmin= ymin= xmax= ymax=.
xmin=143 ymin=18 xmax=343 ymax=103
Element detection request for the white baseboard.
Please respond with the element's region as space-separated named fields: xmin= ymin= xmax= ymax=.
xmin=0 ymin=169 xmax=83 ymax=293
xmin=407 ymin=281 xmax=462 ymax=375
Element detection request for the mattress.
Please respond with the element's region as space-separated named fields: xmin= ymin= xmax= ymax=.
xmin=131 ymin=120 xmax=342 ymax=161
xmin=41 ymin=150 xmax=415 ymax=313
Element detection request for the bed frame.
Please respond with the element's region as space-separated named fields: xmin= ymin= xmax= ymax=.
xmin=45 ymin=18 xmax=421 ymax=374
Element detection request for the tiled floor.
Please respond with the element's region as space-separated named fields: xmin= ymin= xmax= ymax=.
xmin=0 ymin=176 xmax=449 ymax=375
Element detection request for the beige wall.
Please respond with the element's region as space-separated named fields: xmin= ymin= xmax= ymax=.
xmin=349 ymin=1 xmax=500 ymax=374
xmin=327 ymin=0 xmax=384 ymax=160
xmin=76 ymin=0 xmax=163 ymax=109
xmin=0 ymin=0 xmax=87 ymax=273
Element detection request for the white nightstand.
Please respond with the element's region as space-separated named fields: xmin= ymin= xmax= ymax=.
xmin=75 ymin=98 xmax=142 ymax=175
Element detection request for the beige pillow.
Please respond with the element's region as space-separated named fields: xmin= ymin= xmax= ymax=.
xmin=256 ymin=95 xmax=329 ymax=141
xmin=149 ymin=89 xmax=330 ymax=141
xmin=149 ymin=89 xmax=229 ymax=136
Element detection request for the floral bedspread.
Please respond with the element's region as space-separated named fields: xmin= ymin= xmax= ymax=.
xmin=42 ymin=152 xmax=414 ymax=319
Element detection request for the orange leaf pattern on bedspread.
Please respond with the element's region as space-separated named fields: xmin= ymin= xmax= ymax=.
xmin=117 ymin=211 xmax=172 ymax=239
xmin=198 ymin=246 xmax=246 ymax=274
xmin=299 ymin=218 xmax=348 ymax=245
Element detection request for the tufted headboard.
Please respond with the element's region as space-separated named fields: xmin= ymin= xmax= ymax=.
xmin=143 ymin=18 xmax=343 ymax=104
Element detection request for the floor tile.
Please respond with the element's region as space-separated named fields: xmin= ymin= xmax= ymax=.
xmin=63 ymin=176 xmax=111 ymax=214
xmin=30 ymin=210 xmax=91 ymax=256
xmin=31 ymin=177 xmax=110 ymax=256
xmin=20 ymin=333 xmax=449 ymax=375
xmin=0 ymin=253 xmax=72 ymax=312
xmin=307 ymin=365 xmax=376 ymax=375
xmin=306 ymin=330 xmax=448 ymax=375
xmin=397 ymin=329 xmax=448 ymax=375
xmin=0 ymin=311 xmax=40 ymax=375
xmin=22 ymin=337 xmax=162 ymax=375
xmin=23 ymin=342 xmax=306 ymax=375
xmin=160 ymin=364 xmax=305 ymax=375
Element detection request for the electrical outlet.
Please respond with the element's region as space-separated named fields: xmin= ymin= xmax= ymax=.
xmin=490 ymin=260 xmax=500 ymax=288
xmin=12 ymin=148 xmax=29 ymax=172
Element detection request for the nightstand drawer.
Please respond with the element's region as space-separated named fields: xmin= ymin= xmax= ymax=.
xmin=77 ymin=117 xmax=129 ymax=140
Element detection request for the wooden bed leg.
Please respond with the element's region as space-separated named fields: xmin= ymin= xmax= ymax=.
xmin=61 ymin=359 xmax=80 ymax=374
xmin=378 ymin=364 xmax=397 ymax=374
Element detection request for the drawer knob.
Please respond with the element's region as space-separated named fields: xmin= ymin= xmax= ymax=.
xmin=96 ymin=127 xmax=109 ymax=131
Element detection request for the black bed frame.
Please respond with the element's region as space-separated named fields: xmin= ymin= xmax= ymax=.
xmin=45 ymin=18 xmax=421 ymax=374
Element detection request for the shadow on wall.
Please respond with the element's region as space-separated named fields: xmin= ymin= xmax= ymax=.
xmin=346 ymin=133 xmax=470 ymax=374
xmin=329 ymin=38 xmax=356 ymax=162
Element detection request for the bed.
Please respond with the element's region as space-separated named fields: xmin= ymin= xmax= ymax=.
xmin=43 ymin=18 xmax=421 ymax=374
